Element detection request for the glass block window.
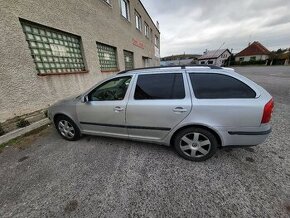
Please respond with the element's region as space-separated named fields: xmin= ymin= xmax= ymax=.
xmin=20 ymin=20 xmax=86 ymax=75
xmin=96 ymin=42 xmax=118 ymax=71
xmin=124 ymin=50 xmax=134 ymax=70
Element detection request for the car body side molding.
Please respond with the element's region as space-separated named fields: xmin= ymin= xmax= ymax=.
xmin=228 ymin=128 xmax=271 ymax=135
xmin=80 ymin=122 xmax=171 ymax=131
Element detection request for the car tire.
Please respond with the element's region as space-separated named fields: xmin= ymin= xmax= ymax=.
xmin=173 ymin=127 xmax=217 ymax=161
xmin=55 ymin=115 xmax=81 ymax=141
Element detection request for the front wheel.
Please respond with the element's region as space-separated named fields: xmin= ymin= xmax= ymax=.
xmin=173 ymin=127 xmax=217 ymax=161
xmin=55 ymin=115 xmax=81 ymax=141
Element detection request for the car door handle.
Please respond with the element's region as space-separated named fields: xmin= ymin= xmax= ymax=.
xmin=114 ymin=106 xmax=124 ymax=112
xmin=173 ymin=107 xmax=187 ymax=113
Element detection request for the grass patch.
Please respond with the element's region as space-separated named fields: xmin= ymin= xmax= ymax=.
xmin=0 ymin=124 xmax=50 ymax=153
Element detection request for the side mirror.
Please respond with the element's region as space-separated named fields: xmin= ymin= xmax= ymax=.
xmin=81 ymin=95 xmax=89 ymax=103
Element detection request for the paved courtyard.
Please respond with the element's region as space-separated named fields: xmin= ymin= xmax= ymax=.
xmin=0 ymin=66 xmax=289 ymax=217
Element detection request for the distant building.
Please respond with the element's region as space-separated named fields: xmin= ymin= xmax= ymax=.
xmin=160 ymin=54 xmax=201 ymax=66
xmin=198 ymin=49 xmax=231 ymax=67
xmin=235 ymin=41 xmax=270 ymax=63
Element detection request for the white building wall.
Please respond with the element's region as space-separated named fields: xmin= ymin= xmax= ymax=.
xmin=235 ymin=55 xmax=269 ymax=62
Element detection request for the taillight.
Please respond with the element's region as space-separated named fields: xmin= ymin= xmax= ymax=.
xmin=261 ymin=98 xmax=274 ymax=123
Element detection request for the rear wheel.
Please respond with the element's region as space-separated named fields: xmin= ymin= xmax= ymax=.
xmin=173 ymin=127 xmax=217 ymax=161
xmin=55 ymin=115 xmax=81 ymax=141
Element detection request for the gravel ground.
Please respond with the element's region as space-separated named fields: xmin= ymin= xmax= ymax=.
xmin=0 ymin=66 xmax=289 ymax=217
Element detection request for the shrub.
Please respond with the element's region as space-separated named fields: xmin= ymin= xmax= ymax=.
xmin=16 ymin=118 xmax=30 ymax=128
xmin=0 ymin=123 xmax=4 ymax=136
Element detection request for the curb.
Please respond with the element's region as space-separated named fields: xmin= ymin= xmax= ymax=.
xmin=0 ymin=118 xmax=51 ymax=145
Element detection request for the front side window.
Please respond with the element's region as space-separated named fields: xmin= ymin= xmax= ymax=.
xmin=88 ymin=76 xmax=131 ymax=101
xmin=96 ymin=42 xmax=118 ymax=71
xmin=120 ymin=0 xmax=130 ymax=20
xmin=135 ymin=11 xmax=142 ymax=30
xmin=189 ymin=73 xmax=256 ymax=99
xmin=134 ymin=73 xmax=185 ymax=100
xmin=20 ymin=20 xmax=86 ymax=75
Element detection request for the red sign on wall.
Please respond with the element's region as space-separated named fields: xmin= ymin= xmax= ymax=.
xmin=132 ymin=38 xmax=144 ymax=49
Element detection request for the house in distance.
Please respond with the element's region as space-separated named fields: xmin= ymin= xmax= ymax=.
xmin=235 ymin=41 xmax=270 ymax=64
xmin=198 ymin=49 xmax=232 ymax=67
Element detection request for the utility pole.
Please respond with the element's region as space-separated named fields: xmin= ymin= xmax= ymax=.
xmin=228 ymin=48 xmax=233 ymax=67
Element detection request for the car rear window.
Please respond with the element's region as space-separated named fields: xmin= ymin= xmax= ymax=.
xmin=189 ymin=73 xmax=256 ymax=99
xmin=134 ymin=73 xmax=185 ymax=100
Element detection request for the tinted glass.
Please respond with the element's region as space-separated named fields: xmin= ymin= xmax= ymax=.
xmin=189 ymin=73 xmax=256 ymax=99
xmin=134 ymin=73 xmax=185 ymax=100
xmin=89 ymin=76 xmax=131 ymax=101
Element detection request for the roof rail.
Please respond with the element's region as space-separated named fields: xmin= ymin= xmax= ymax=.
xmin=117 ymin=64 xmax=222 ymax=74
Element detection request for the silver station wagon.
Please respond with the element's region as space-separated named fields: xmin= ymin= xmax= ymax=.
xmin=48 ymin=65 xmax=273 ymax=161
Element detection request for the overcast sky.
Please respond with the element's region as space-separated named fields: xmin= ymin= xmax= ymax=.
xmin=141 ymin=0 xmax=290 ymax=57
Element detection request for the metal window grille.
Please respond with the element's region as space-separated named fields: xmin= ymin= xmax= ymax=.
xmin=97 ymin=42 xmax=118 ymax=71
xmin=124 ymin=50 xmax=134 ymax=70
xmin=20 ymin=20 xmax=86 ymax=75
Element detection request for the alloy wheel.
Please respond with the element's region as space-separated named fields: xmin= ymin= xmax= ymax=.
xmin=179 ymin=132 xmax=211 ymax=158
xmin=58 ymin=120 xmax=75 ymax=139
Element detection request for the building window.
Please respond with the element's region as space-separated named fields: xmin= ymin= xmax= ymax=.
xmin=144 ymin=22 xmax=149 ymax=38
xmin=239 ymin=57 xmax=244 ymax=62
xmin=20 ymin=20 xmax=86 ymax=75
xmin=120 ymin=0 xmax=130 ymax=20
xmin=124 ymin=50 xmax=134 ymax=70
xmin=135 ymin=11 xmax=142 ymax=31
xmin=207 ymin=60 xmax=213 ymax=64
xmin=250 ymin=56 xmax=256 ymax=61
xmin=96 ymin=42 xmax=118 ymax=71
xmin=154 ymin=35 xmax=159 ymax=47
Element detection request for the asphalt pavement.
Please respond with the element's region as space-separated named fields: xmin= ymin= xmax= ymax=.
xmin=0 ymin=66 xmax=289 ymax=217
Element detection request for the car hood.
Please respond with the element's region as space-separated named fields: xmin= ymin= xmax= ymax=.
xmin=53 ymin=95 xmax=80 ymax=106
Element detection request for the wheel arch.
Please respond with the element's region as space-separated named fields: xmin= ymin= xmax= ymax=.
xmin=170 ymin=124 xmax=223 ymax=148
xmin=53 ymin=113 xmax=75 ymax=125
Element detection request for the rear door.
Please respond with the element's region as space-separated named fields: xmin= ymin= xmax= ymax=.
xmin=126 ymin=71 xmax=192 ymax=141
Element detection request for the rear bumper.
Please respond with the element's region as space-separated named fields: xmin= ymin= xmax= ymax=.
xmin=218 ymin=126 xmax=272 ymax=147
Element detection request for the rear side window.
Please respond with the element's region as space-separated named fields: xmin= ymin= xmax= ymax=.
xmin=189 ymin=73 xmax=256 ymax=99
xmin=134 ymin=73 xmax=185 ymax=100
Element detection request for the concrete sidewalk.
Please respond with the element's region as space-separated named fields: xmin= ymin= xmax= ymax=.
xmin=0 ymin=118 xmax=50 ymax=145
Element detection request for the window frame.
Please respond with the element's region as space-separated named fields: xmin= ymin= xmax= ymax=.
xmin=120 ymin=0 xmax=130 ymax=21
xmin=188 ymin=73 xmax=257 ymax=99
xmin=135 ymin=10 xmax=142 ymax=31
xmin=144 ymin=22 xmax=149 ymax=38
xmin=133 ymin=73 xmax=186 ymax=100
xmin=123 ymin=50 xmax=134 ymax=70
xmin=20 ymin=19 xmax=87 ymax=76
xmin=154 ymin=35 xmax=159 ymax=47
xmin=96 ymin=42 xmax=119 ymax=72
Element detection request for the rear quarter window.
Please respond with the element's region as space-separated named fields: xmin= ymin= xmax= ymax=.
xmin=189 ymin=73 xmax=256 ymax=99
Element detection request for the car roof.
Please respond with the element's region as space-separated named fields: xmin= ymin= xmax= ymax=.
xmin=117 ymin=65 xmax=226 ymax=75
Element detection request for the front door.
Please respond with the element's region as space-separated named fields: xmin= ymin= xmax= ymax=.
xmin=76 ymin=76 xmax=133 ymax=138
xmin=126 ymin=72 xmax=192 ymax=142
